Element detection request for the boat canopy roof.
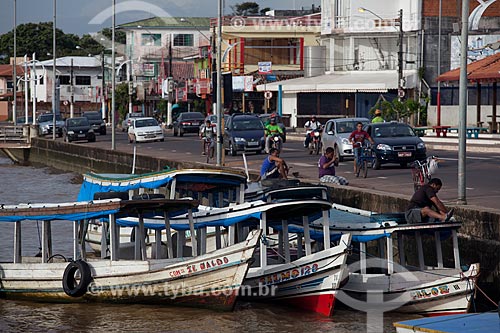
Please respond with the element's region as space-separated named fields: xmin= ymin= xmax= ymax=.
xmin=77 ymin=169 xmax=248 ymax=201
xmin=116 ymin=199 xmax=331 ymax=231
xmin=0 ymin=199 xmax=198 ymax=223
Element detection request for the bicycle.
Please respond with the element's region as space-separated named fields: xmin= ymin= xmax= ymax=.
xmin=410 ymin=156 xmax=439 ymax=191
xmin=354 ymin=143 xmax=375 ymax=178
xmin=203 ymin=137 xmax=213 ymax=163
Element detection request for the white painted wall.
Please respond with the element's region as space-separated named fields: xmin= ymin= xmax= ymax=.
xmin=427 ymin=105 xmax=500 ymax=127
xmin=282 ymin=93 xmax=298 ymax=128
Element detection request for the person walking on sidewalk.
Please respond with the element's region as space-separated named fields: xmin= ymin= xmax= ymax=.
xmin=405 ymin=178 xmax=454 ymax=223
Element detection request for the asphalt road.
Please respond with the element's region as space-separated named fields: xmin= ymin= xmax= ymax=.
xmin=71 ymin=129 xmax=500 ymax=210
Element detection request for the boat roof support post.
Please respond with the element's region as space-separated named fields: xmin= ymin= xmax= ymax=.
xmin=138 ymin=213 xmax=147 ymax=260
xmin=228 ymin=225 xmax=236 ymax=246
xmin=13 ymin=221 xmax=22 ymax=263
xmin=218 ymin=192 xmax=224 ymax=208
xmin=302 ymin=216 xmax=312 ymax=256
xmin=278 ymin=229 xmax=284 ymax=262
xmin=169 ymin=178 xmax=177 ymax=199
xmin=41 ymin=220 xmax=51 ymax=263
xmin=109 ymin=213 xmax=118 ymax=261
xmin=386 ymin=236 xmax=394 ymax=275
xmin=296 ymin=234 xmax=303 ymax=258
xmin=435 ymin=231 xmax=443 ymax=269
xmin=282 ymin=220 xmax=291 ymax=263
xmin=397 ymin=234 xmax=406 ymax=266
xmin=188 ymin=209 xmax=198 ymax=257
xmin=134 ymin=226 xmax=141 ymax=260
xmin=199 ymin=227 xmax=207 ymax=255
xmin=177 ymin=231 xmax=185 ymax=258
xmin=73 ymin=221 xmax=79 ymax=260
xmin=128 ymin=189 xmax=134 ymax=199
xmin=452 ymin=230 xmax=460 ymax=269
xmin=322 ymin=210 xmax=330 ymax=249
xmin=163 ymin=211 xmax=174 ymax=259
xmin=360 ymin=242 xmax=367 ymax=274
xmin=239 ymin=184 xmax=245 ymax=204
xmin=154 ymin=229 xmax=162 ymax=259
xmin=260 ymin=211 xmax=268 ymax=269
xmin=415 ymin=231 xmax=425 ymax=270
xmin=80 ymin=220 xmax=88 ymax=261
xmin=208 ymin=192 xmax=214 ymax=206
xmin=101 ymin=221 xmax=109 ymax=259
xmin=215 ymin=226 xmax=222 ymax=250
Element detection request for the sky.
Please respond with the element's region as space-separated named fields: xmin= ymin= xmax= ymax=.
xmin=0 ymin=0 xmax=321 ymax=36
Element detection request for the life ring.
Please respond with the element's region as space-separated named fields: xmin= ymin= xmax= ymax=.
xmin=93 ymin=191 xmax=129 ymax=200
xmin=62 ymin=260 xmax=92 ymax=297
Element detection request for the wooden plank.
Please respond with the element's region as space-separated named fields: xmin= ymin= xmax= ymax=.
xmin=163 ymin=211 xmax=174 ymax=259
xmin=435 ymin=231 xmax=443 ymax=269
xmin=110 ymin=214 xmax=118 ymax=261
xmin=302 ymin=216 xmax=312 ymax=256
xmin=188 ymin=209 xmax=197 ymax=257
xmin=14 ymin=221 xmax=21 ymax=263
xmin=282 ymin=220 xmax=290 ymax=263
xmin=452 ymin=230 xmax=460 ymax=269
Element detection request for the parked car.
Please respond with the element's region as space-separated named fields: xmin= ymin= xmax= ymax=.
xmin=82 ymin=111 xmax=106 ymax=135
xmin=128 ymin=117 xmax=164 ymax=143
xmin=121 ymin=112 xmax=143 ymax=132
xmin=62 ymin=117 xmax=96 ymax=143
xmin=364 ymin=122 xmax=427 ymax=169
xmin=37 ymin=113 xmax=64 ymax=137
xmin=223 ymin=114 xmax=265 ymax=156
xmin=322 ymin=117 xmax=370 ymax=161
xmin=259 ymin=114 xmax=287 ymax=142
xmin=172 ymin=112 xmax=205 ymax=136
xmin=16 ymin=116 xmax=33 ymax=124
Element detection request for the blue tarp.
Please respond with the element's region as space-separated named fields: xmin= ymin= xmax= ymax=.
xmin=0 ymin=208 xmax=120 ymax=223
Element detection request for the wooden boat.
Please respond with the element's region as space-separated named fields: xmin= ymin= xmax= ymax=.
xmin=79 ymin=168 xmax=248 ymax=257
xmin=394 ymin=311 xmax=500 ymax=332
xmin=0 ymin=198 xmax=260 ymax=311
xmin=309 ymin=204 xmax=480 ymax=316
xmin=125 ymin=199 xmax=352 ymax=316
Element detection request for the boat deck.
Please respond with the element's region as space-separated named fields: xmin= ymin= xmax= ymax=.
xmin=394 ymin=312 xmax=500 ymax=332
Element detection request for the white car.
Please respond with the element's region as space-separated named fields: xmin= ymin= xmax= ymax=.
xmin=322 ymin=117 xmax=369 ymax=161
xmin=127 ymin=117 xmax=164 ymax=143
xmin=121 ymin=112 xmax=143 ymax=132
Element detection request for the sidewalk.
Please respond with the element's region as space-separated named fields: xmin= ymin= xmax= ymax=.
xmin=286 ymin=129 xmax=500 ymax=153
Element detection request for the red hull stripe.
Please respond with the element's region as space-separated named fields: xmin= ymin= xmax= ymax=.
xmin=283 ymin=293 xmax=336 ymax=317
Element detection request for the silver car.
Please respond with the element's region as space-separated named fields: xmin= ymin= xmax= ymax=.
xmin=321 ymin=117 xmax=369 ymax=161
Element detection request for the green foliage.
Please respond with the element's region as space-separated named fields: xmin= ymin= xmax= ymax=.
xmin=115 ymin=83 xmax=139 ymax=121
xmin=231 ymin=2 xmax=260 ymax=16
xmin=0 ymin=22 xmax=123 ymax=64
xmin=369 ymin=96 xmax=430 ymax=126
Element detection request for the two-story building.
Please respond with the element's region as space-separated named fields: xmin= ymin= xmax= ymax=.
xmin=0 ymin=58 xmax=27 ymax=121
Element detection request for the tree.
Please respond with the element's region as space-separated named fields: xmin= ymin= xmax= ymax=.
xmin=231 ymin=2 xmax=260 ymax=16
xmin=260 ymin=7 xmax=271 ymax=15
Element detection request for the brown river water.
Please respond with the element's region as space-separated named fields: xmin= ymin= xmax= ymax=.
xmin=0 ymin=156 xmax=415 ymax=332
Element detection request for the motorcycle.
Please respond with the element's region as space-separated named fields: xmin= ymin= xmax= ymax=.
xmin=307 ymin=129 xmax=322 ymax=155
xmin=268 ymin=133 xmax=283 ymax=153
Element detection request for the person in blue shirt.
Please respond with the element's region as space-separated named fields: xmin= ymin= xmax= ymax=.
xmin=260 ymin=148 xmax=288 ymax=180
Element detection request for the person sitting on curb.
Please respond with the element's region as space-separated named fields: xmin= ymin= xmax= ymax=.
xmin=405 ymin=178 xmax=454 ymax=223
xmin=371 ymin=109 xmax=385 ymax=123
xmin=318 ymin=147 xmax=349 ymax=185
xmin=260 ymin=148 xmax=288 ymax=180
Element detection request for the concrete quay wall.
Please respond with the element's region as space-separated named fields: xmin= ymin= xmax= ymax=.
xmin=14 ymin=138 xmax=500 ymax=302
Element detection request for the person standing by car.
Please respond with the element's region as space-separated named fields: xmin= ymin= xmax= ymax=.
xmin=199 ymin=119 xmax=216 ymax=157
xmin=318 ymin=147 xmax=349 ymax=185
xmin=260 ymin=148 xmax=288 ymax=180
xmin=371 ymin=109 xmax=385 ymax=123
xmin=304 ymin=115 xmax=322 ymax=148
xmin=405 ymin=178 xmax=454 ymax=223
xmin=265 ymin=117 xmax=284 ymax=153
xmin=349 ymin=122 xmax=375 ymax=172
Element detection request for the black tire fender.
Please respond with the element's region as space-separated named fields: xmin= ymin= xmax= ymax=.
xmin=93 ymin=191 xmax=129 ymax=200
xmin=131 ymin=193 xmax=165 ymax=200
xmin=62 ymin=260 xmax=92 ymax=297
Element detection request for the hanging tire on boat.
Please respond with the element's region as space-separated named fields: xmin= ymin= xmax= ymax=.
xmin=93 ymin=191 xmax=129 ymax=200
xmin=62 ymin=260 xmax=92 ymax=297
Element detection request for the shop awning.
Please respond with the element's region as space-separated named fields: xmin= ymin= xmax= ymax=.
xmin=256 ymin=70 xmax=418 ymax=93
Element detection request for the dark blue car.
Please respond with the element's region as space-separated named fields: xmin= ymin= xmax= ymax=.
xmin=364 ymin=122 xmax=426 ymax=169
xmin=223 ymin=114 xmax=265 ymax=156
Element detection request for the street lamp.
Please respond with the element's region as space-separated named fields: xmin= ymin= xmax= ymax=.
xmin=358 ymin=7 xmax=384 ymax=21
xmin=116 ymin=59 xmax=133 ymax=114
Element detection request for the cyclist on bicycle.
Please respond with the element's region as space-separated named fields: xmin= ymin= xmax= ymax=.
xmin=348 ymin=122 xmax=374 ymax=172
xmin=200 ymin=119 xmax=216 ymax=158
xmin=265 ymin=116 xmax=283 ymax=153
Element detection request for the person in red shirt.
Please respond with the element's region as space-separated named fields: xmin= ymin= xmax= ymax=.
xmin=348 ymin=122 xmax=375 ymax=172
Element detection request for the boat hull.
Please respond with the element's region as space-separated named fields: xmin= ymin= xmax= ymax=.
xmin=241 ymin=237 xmax=350 ymax=316
xmin=340 ymin=263 xmax=479 ymax=316
xmin=0 ymin=230 xmax=260 ymax=311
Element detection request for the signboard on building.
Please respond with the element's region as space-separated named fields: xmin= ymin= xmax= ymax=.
xmin=258 ymin=61 xmax=272 ymax=74
xmin=232 ymin=76 xmax=254 ymax=92
xmin=142 ymin=63 xmax=155 ymax=77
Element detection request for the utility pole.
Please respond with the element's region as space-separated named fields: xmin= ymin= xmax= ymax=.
xmin=167 ymin=39 xmax=173 ymax=125
xmin=101 ymin=51 xmax=106 ymax=122
xmin=397 ymin=8 xmax=404 ymax=101
xmin=216 ymin=0 xmax=223 ymax=166
xmin=70 ymin=57 xmax=74 ymax=117
xmin=436 ymin=0 xmax=442 ymax=126
xmin=457 ymin=0 xmax=469 ymax=204
xmin=52 ymin=0 xmax=57 ymax=140
xmin=13 ymin=0 xmax=17 ymax=125
xmin=111 ymin=0 xmax=116 ymax=150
